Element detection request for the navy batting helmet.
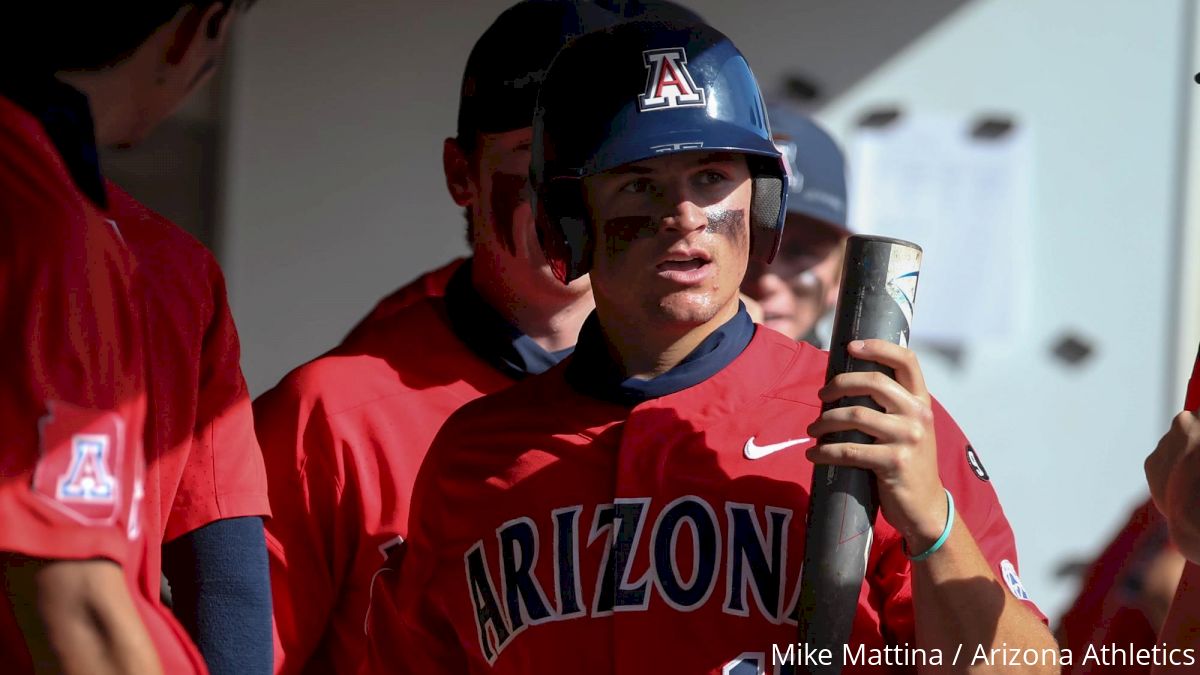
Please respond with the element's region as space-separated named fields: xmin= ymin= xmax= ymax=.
xmin=531 ymin=19 xmax=788 ymax=283
xmin=768 ymin=103 xmax=849 ymax=229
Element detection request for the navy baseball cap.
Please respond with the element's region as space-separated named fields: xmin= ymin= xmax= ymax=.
xmin=456 ymin=0 xmax=620 ymax=142
xmin=768 ymin=104 xmax=849 ymax=229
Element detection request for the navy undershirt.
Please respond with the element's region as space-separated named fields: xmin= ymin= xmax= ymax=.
xmin=443 ymin=258 xmax=574 ymax=379
xmin=162 ymin=518 xmax=272 ymax=675
xmin=566 ymin=304 xmax=756 ymax=406
xmin=3 ymin=75 xmax=272 ymax=675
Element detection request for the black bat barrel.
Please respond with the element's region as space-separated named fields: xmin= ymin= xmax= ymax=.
xmin=796 ymin=234 xmax=922 ymax=674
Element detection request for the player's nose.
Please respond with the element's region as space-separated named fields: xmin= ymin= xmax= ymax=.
xmin=658 ymin=192 xmax=707 ymax=236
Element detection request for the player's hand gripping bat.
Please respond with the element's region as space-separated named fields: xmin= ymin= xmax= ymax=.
xmin=796 ymin=235 xmax=922 ymax=675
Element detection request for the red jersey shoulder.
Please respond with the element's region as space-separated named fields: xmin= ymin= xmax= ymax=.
xmin=0 ymin=98 xmax=87 ymax=213
xmin=105 ymin=182 xmax=217 ymax=285
xmin=0 ymin=107 xmax=104 ymax=249
xmin=343 ymin=257 xmax=466 ymax=345
xmin=276 ymin=296 xmax=508 ymax=416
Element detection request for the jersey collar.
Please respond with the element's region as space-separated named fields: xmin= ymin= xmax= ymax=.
xmin=444 ymin=258 xmax=573 ymax=381
xmin=0 ymin=75 xmax=105 ymax=208
xmin=565 ymin=303 xmax=756 ymax=406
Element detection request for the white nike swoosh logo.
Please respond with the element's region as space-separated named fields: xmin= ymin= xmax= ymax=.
xmin=743 ymin=436 xmax=812 ymax=460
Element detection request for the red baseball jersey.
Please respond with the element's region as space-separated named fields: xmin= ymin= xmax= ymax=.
xmin=257 ymin=296 xmax=512 ymax=674
xmin=0 ymin=95 xmax=206 ymax=674
xmin=342 ymin=257 xmax=465 ymax=345
xmin=105 ymin=182 xmax=271 ymax=568
xmin=365 ymin=328 xmax=1043 ymax=674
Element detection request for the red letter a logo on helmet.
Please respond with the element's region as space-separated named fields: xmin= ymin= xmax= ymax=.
xmin=638 ymin=48 xmax=706 ymax=112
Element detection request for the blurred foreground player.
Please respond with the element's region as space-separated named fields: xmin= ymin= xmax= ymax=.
xmin=252 ymin=2 xmax=667 ymax=672
xmin=1147 ymin=348 xmax=1200 ymax=673
xmin=1 ymin=3 xmax=269 ymax=673
xmin=365 ymin=19 xmax=1054 ymax=674
xmin=742 ymin=105 xmax=851 ymax=347
xmin=1055 ymin=499 xmax=1184 ymax=675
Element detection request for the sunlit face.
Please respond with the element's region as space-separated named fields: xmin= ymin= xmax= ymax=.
xmin=741 ymin=215 xmax=847 ymax=339
xmin=583 ymin=151 xmax=753 ymax=331
xmin=465 ymin=128 xmax=589 ymax=300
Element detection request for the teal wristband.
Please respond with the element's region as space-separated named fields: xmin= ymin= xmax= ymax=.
xmin=905 ymin=488 xmax=955 ymax=562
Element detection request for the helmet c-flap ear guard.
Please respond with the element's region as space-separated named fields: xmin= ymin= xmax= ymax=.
xmin=749 ymin=156 xmax=786 ymax=264
xmin=531 ymin=19 xmax=789 ymax=284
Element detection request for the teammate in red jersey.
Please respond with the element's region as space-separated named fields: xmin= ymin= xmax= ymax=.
xmin=0 ymin=94 xmax=176 ymax=675
xmin=253 ymin=2 xmax=682 ymax=672
xmin=2 ymin=3 xmax=267 ymax=674
xmin=364 ymin=18 xmax=1055 ymax=674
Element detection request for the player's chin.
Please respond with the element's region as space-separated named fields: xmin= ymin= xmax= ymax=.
xmin=654 ymin=291 xmax=727 ymax=327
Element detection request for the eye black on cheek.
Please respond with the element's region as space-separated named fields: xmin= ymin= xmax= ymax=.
xmin=489 ymin=172 xmax=529 ymax=254
xmin=601 ymin=216 xmax=657 ymax=256
xmin=705 ymin=208 xmax=745 ymax=238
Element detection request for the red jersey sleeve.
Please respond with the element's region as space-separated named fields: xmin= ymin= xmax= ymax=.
xmin=164 ymin=258 xmax=270 ymax=540
xmin=932 ymin=397 xmax=1048 ymax=623
xmin=0 ymin=213 xmax=144 ymax=565
xmin=342 ymin=257 xmax=464 ymax=346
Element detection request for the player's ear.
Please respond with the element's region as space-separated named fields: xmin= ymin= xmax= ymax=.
xmin=444 ymin=137 xmax=477 ymax=207
xmin=164 ymin=2 xmax=235 ymax=67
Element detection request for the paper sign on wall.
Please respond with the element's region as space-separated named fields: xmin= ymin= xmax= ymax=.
xmin=849 ymin=110 xmax=1032 ymax=346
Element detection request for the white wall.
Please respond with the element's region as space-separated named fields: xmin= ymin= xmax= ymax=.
xmin=222 ymin=0 xmax=1194 ymax=620
xmin=812 ymin=0 xmax=1191 ymax=617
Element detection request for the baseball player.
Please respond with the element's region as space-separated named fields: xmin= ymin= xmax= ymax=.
xmin=742 ymin=106 xmax=851 ymax=347
xmin=364 ymin=18 xmax=1055 ymax=674
xmin=2 ymin=3 xmax=270 ymax=674
xmin=0 ymin=103 xmax=171 ymax=673
xmin=254 ymin=2 xmax=706 ymax=672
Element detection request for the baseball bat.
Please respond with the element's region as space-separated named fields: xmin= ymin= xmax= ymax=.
xmin=796 ymin=234 xmax=923 ymax=674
